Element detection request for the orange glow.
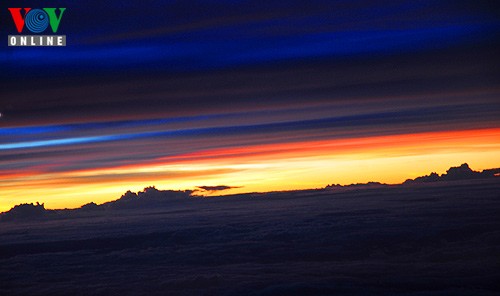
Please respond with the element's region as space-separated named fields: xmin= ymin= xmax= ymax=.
xmin=1 ymin=127 xmax=499 ymax=212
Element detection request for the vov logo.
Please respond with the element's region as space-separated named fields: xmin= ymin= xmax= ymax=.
xmin=8 ymin=8 xmax=67 ymax=46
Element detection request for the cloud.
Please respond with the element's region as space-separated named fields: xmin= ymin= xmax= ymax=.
xmin=404 ymin=163 xmax=500 ymax=184
xmin=0 ymin=202 xmax=47 ymax=222
xmin=197 ymin=185 xmax=241 ymax=192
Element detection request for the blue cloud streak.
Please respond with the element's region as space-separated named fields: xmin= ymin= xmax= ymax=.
xmin=2 ymin=103 xmax=498 ymax=151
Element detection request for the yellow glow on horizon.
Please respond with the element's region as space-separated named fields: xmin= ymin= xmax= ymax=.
xmin=1 ymin=128 xmax=499 ymax=212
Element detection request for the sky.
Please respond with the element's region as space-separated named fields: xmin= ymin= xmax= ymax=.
xmin=0 ymin=0 xmax=499 ymax=211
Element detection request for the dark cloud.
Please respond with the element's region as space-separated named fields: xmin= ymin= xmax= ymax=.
xmin=197 ymin=185 xmax=241 ymax=192
xmin=0 ymin=180 xmax=499 ymax=294
xmin=0 ymin=202 xmax=47 ymax=222
xmin=404 ymin=163 xmax=500 ymax=184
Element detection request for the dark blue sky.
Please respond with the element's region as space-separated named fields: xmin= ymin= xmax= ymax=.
xmin=1 ymin=0 xmax=499 ymax=74
xmin=1 ymin=0 xmax=498 ymax=126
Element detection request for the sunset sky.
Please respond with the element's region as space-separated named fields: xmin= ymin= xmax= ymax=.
xmin=1 ymin=0 xmax=499 ymax=211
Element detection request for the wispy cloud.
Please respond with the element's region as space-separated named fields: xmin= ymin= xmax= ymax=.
xmin=197 ymin=185 xmax=241 ymax=192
